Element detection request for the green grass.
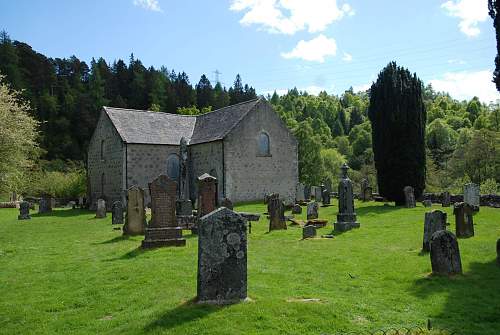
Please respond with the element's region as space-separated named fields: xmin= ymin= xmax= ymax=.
xmin=0 ymin=201 xmax=499 ymax=335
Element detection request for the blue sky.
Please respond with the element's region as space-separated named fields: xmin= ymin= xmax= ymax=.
xmin=1 ymin=0 xmax=498 ymax=102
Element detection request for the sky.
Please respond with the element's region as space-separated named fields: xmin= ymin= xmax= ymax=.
xmin=1 ymin=0 xmax=499 ymax=103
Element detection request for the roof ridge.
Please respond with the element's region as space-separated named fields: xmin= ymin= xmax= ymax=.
xmin=104 ymin=106 xmax=197 ymax=118
xmin=197 ymin=98 xmax=261 ymax=118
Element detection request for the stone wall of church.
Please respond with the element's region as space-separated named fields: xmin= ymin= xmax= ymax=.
xmin=126 ymin=143 xmax=179 ymax=205
xmin=87 ymin=111 xmax=124 ymax=209
xmin=189 ymin=141 xmax=224 ymax=204
xmin=224 ymin=102 xmax=298 ymax=204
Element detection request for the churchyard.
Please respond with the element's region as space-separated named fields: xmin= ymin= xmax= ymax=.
xmin=1 ymin=200 xmax=499 ymax=335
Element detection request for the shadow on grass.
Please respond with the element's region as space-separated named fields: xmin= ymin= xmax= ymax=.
xmin=95 ymin=235 xmax=130 ymax=244
xmin=31 ymin=208 xmax=93 ymax=218
xmin=410 ymin=260 xmax=500 ymax=333
xmin=104 ymin=246 xmax=149 ymax=261
xmin=356 ymin=204 xmax=404 ymax=216
xmin=144 ymin=299 xmax=222 ymax=332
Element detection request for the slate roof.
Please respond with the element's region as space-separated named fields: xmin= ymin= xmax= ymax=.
xmin=103 ymin=98 xmax=261 ymax=145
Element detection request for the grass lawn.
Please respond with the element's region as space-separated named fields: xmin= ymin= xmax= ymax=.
xmin=0 ymin=201 xmax=499 ymax=335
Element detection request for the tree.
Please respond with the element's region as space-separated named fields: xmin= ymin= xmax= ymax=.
xmin=0 ymin=73 xmax=39 ymax=194
xmin=489 ymin=0 xmax=500 ymax=91
xmin=229 ymin=74 xmax=244 ymax=105
xmin=196 ymin=74 xmax=214 ymax=109
xmin=293 ymin=119 xmax=323 ymax=185
xmin=368 ymin=62 xmax=427 ymax=205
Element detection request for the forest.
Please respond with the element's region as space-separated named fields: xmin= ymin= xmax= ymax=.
xmin=0 ymin=31 xmax=499 ymax=198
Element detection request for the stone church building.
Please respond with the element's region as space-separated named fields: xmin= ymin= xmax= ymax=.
xmin=87 ymin=98 xmax=298 ymax=207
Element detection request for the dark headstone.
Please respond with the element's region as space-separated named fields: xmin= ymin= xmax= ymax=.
xmin=453 ymin=202 xmax=474 ymax=238
xmin=296 ymin=183 xmax=305 ymax=202
xmin=18 ymin=201 xmax=31 ymax=220
xmin=39 ymin=197 xmax=52 ymax=214
xmin=314 ymin=186 xmax=322 ymax=203
xmin=111 ymin=201 xmax=124 ymax=225
xmin=422 ymin=210 xmax=447 ymax=252
xmin=404 ymin=186 xmax=416 ymax=208
xmin=335 ymin=163 xmax=360 ymax=232
xmin=197 ymin=207 xmax=247 ymax=304
xmin=197 ymin=173 xmax=217 ymax=218
xmin=430 ymin=230 xmax=462 ymax=276
xmin=321 ymin=186 xmax=331 ymax=205
xmin=360 ymin=178 xmax=372 ymax=201
xmin=423 ymin=200 xmax=432 ymax=208
xmin=221 ymin=198 xmax=234 ymax=210
xmin=123 ymin=186 xmax=146 ymax=236
xmin=304 ymin=185 xmax=311 ymax=200
xmin=142 ymin=175 xmax=185 ymax=248
xmin=292 ymin=204 xmax=302 ymax=214
xmin=306 ymin=202 xmax=319 ymax=220
xmin=302 ymin=225 xmax=316 ymax=239
xmin=442 ymin=191 xmax=451 ymax=207
xmin=268 ymin=193 xmax=286 ymax=231
xmin=95 ymin=199 xmax=106 ymax=218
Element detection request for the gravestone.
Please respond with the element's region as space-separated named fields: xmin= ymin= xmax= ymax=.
xmin=302 ymin=225 xmax=316 ymax=239
xmin=123 ymin=186 xmax=147 ymax=236
xmin=39 ymin=197 xmax=52 ymax=214
xmin=360 ymin=178 xmax=371 ymax=201
xmin=423 ymin=200 xmax=432 ymax=208
xmin=453 ymin=202 xmax=474 ymax=238
xmin=422 ymin=210 xmax=447 ymax=252
xmin=321 ymin=187 xmax=331 ymax=206
xmin=403 ymin=186 xmax=416 ymax=208
xmin=304 ymin=185 xmax=311 ymax=200
xmin=142 ymin=175 xmax=185 ymax=248
xmin=95 ymin=199 xmax=106 ymax=218
xmin=296 ymin=183 xmax=305 ymax=202
xmin=268 ymin=193 xmax=286 ymax=231
xmin=307 ymin=202 xmax=319 ymax=220
xmin=430 ymin=230 xmax=462 ymax=276
xmin=197 ymin=207 xmax=247 ymax=304
xmin=176 ymin=137 xmax=193 ymax=216
xmin=197 ymin=173 xmax=218 ymax=218
xmin=18 ymin=201 xmax=31 ymax=220
xmin=111 ymin=201 xmax=124 ymax=225
xmin=334 ymin=163 xmax=360 ymax=232
xmin=314 ymin=186 xmax=322 ymax=203
xmin=324 ymin=180 xmax=332 ymax=194
xmin=292 ymin=204 xmax=302 ymax=214
xmin=442 ymin=191 xmax=451 ymax=207
xmin=50 ymin=198 xmax=56 ymax=209
xmin=221 ymin=198 xmax=234 ymax=210
xmin=464 ymin=183 xmax=480 ymax=209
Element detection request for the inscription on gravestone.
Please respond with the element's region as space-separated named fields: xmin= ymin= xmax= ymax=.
xmin=111 ymin=201 xmax=124 ymax=225
xmin=453 ymin=202 xmax=474 ymax=238
xmin=123 ymin=186 xmax=146 ymax=236
xmin=403 ymin=186 xmax=416 ymax=208
xmin=464 ymin=183 xmax=480 ymax=209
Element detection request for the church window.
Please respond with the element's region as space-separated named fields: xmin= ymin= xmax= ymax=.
xmin=100 ymin=140 xmax=105 ymax=160
xmin=258 ymin=132 xmax=270 ymax=156
xmin=166 ymin=154 xmax=180 ymax=181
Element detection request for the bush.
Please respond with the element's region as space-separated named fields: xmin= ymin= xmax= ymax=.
xmin=480 ymin=178 xmax=498 ymax=195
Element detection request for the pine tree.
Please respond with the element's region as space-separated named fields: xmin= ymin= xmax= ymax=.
xmin=196 ymin=74 xmax=214 ymax=109
xmin=489 ymin=0 xmax=500 ymax=91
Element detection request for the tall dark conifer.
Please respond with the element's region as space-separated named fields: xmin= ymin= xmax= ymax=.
xmin=368 ymin=62 xmax=426 ymax=205
xmin=489 ymin=0 xmax=500 ymax=91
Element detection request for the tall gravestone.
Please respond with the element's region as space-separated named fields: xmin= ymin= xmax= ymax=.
xmin=335 ymin=163 xmax=360 ymax=232
xmin=176 ymin=137 xmax=193 ymax=216
xmin=197 ymin=207 xmax=247 ymax=304
xmin=39 ymin=197 xmax=52 ymax=214
xmin=464 ymin=183 xmax=480 ymax=209
xmin=197 ymin=173 xmax=218 ymax=218
xmin=142 ymin=175 xmax=185 ymax=248
xmin=314 ymin=186 xmax=322 ymax=203
xmin=304 ymin=185 xmax=311 ymax=201
xmin=403 ymin=186 xmax=416 ymax=208
xmin=321 ymin=186 xmax=331 ymax=205
xmin=441 ymin=191 xmax=451 ymax=207
xmin=360 ymin=178 xmax=372 ymax=202
xmin=307 ymin=202 xmax=319 ymax=220
xmin=268 ymin=193 xmax=286 ymax=231
xmin=18 ymin=201 xmax=31 ymax=220
xmin=422 ymin=210 xmax=447 ymax=252
xmin=123 ymin=186 xmax=146 ymax=236
xmin=111 ymin=201 xmax=124 ymax=225
xmin=296 ymin=183 xmax=305 ymax=202
xmin=95 ymin=199 xmax=106 ymax=218
xmin=430 ymin=230 xmax=462 ymax=276
xmin=453 ymin=202 xmax=474 ymax=238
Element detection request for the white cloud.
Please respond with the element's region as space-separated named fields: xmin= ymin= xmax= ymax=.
xmin=133 ymin=0 xmax=162 ymax=12
xmin=342 ymin=52 xmax=352 ymax=62
xmin=447 ymin=59 xmax=467 ymax=65
xmin=429 ymin=70 xmax=500 ymax=103
xmin=441 ymin=0 xmax=488 ymax=37
xmin=230 ymin=0 xmax=354 ymax=35
xmin=352 ymin=83 xmax=371 ymax=93
xmin=281 ymin=34 xmax=337 ymax=62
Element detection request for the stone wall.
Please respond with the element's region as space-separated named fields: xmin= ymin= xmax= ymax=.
xmin=421 ymin=193 xmax=500 ymax=207
xmin=224 ymin=102 xmax=298 ymax=204
xmin=126 ymin=143 xmax=179 ymax=206
xmin=189 ymin=141 xmax=224 ymax=203
xmin=87 ymin=111 xmax=124 ymax=209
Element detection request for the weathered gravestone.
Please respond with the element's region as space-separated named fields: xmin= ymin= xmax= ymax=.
xmin=307 ymin=202 xmax=319 ymax=220
xmin=423 ymin=200 xmax=432 ymax=208
xmin=464 ymin=183 xmax=480 ymax=209
xmin=197 ymin=207 xmax=247 ymax=304
xmin=302 ymin=225 xmax=316 ymax=239
xmin=453 ymin=202 xmax=474 ymax=238
xmin=304 ymin=185 xmax=311 ymax=200
xmin=441 ymin=191 xmax=451 ymax=207
xmin=314 ymin=186 xmax=322 ymax=203
xmin=142 ymin=175 xmax=185 ymax=248
xmin=123 ymin=186 xmax=147 ymax=236
xmin=39 ymin=197 xmax=52 ymax=214
xmin=176 ymin=137 xmax=193 ymax=216
xmin=18 ymin=201 xmax=31 ymax=220
xmin=321 ymin=186 xmax=331 ymax=206
xmin=95 ymin=199 xmax=106 ymax=218
xmin=422 ymin=210 xmax=447 ymax=252
xmin=360 ymin=178 xmax=371 ymax=201
xmin=324 ymin=180 xmax=332 ymax=194
xmin=403 ymin=186 xmax=416 ymax=208
xmin=111 ymin=201 xmax=124 ymax=225
xmin=268 ymin=193 xmax=286 ymax=231
xmin=296 ymin=183 xmax=305 ymax=202
xmin=221 ymin=198 xmax=234 ymax=210
xmin=430 ymin=230 xmax=462 ymax=276
xmin=292 ymin=204 xmax=302 ymax=214
xmin=335 ymin=163 xmax=360 ymax=232
xmin=197 ymin=173 xmax=218 ymax=218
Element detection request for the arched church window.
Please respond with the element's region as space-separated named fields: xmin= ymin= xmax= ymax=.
xmin=100 ymin=140 xmax=105 ymax=160
xmin=258 ymin=132 xmax=270 ymax=156
xmin=166 ymin=154 xmax=180 ymax=181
